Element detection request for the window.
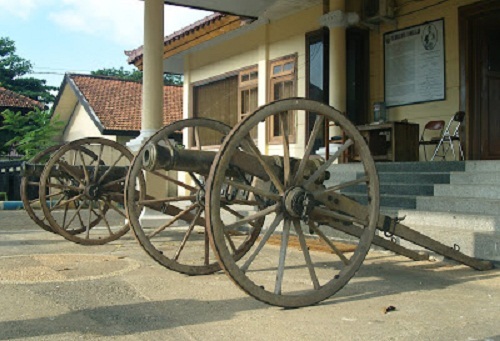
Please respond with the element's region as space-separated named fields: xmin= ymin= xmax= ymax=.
xmin=193 ymin=76 xmax=238 ymax=146
xmin=268 ymin=55 xmax=297 ymax=144
xmin=238 ymin=67 xmax=258 ymax=139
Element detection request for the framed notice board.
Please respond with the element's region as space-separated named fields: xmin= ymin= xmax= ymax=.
xmin=384 ymin=19 xmax=445 ymax=107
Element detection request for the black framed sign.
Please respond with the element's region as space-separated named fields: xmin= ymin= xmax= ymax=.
xmin=384 ymin=18 xmax=445 ymax=107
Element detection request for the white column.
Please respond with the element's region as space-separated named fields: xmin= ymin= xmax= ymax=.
xmin=127 ymin=0 xmax=165 ymax=152
xmin=257 ymin=25 xmax=269 ymax=153
xmin=127 ymin=0 xmax=167 ymax=228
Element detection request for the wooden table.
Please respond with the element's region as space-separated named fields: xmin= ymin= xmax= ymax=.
xmin=350 ymin=121 xmax=419 ymax=162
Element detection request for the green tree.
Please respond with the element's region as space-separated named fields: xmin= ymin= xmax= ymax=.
xmin=0 ymin=108 xmax=64 ymax=160
xmin=0 ymin=37 xmax=56 ymax=105
xmin=92 ymin=66 xmax=183 ymax=86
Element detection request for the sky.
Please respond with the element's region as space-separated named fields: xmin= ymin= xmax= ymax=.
xmin=0 ymin=0 xmax=211 ymax=89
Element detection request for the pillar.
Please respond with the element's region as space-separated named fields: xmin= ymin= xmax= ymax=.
xmin=127 ymin=0 xmax=165 ymax=152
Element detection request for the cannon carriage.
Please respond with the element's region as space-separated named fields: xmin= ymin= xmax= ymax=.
xmin=21 ymin=98 xmax=493 ymax=308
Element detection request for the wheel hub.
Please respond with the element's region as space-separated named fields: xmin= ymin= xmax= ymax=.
xmin=284 ymin=187 xmax=315 ymax=219
xmin=85 ymin=184 xmax=101 ymax=200
xmin=196 ymin=188 xmax=206 ymax=206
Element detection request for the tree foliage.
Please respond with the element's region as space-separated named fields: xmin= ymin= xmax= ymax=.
xmin=0 ymin=108 xmax=64 ymax=160
xmin=92 ymin=66 xmax=183 ymax=86
xmin=0 ymin=37 xmax=56 ymax=105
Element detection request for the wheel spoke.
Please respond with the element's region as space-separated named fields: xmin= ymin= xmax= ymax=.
xmin=96 ymin=205 xmax=114 ymax=235
xmin=78 ymin=150 xmax=90 ymax=184
xmin=221 ymin=204 xmax=260 ymax=229
xmin=308 ymin=220 xmax=350 ymax=265
xmin=314 ymin=176 xmax=369 ymax=196
xmin=302 ymin=139 xmax=354 ymax=188
xmin=93 ymin=144 xmax=104 ymax=182
xmin=174 ymin=206 xmax=203 ymax=261
xmin=224 ymin=204 xmax=278 ymax=231
xmin=151 ymin=170 xmax=197 ymax=192
xmin=293 ymin=115 xmax=324 ymax=186
xmin=280 ymin=112 xmax=291 ymax=187
xmin=292 ymin=219 xmax=320 ymax=290
xmin=45 ymin=182 xmax=81 ymax=193
xmin=86 ymin=202 xmax=92 ymax=239
xmin=101 ymin=176 xmax=126 ymax=189
xmin=98 ymin=153 xmax=125 ymax=185
xmin=275 ymin=218 xmax=291 ymax=295
xmin=241 ymin=137 xmax=284 ymax=194
xmin=241 ymin=213 xmax=283 ymax=272
xmin=223 ymin=179 xmax=280 ymax=201
xmin=48 ymin=193 xmax=85 ymax=212
xmin=57 ymin=160 xmax=84 ymax=186
xmin=104 ymin=199 xmax=127 ymax=219
xmin=147 ymin=203 xmax=198 ymax=238
xmin=64 ymin=201 xmax=85 ymax=230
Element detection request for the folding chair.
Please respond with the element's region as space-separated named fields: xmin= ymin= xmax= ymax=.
xmin=419 ymin=120 xmax=445 ymax=161
xmin=431 ymin=111 xmax=465 ymax=161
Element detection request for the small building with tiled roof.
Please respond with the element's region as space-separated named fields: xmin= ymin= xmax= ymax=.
xmin=0 ymin=86 xmax=44 ymax=113
xmin=52 ymin=73 xmax=182 ymax=144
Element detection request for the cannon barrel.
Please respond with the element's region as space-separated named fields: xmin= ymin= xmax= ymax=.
xmin=142 ymin=143 xmax=272 ymax=180
xmin=142 ymin=143 xmax=329 ymax=184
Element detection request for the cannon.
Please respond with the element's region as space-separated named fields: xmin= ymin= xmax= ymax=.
xmin=124 ymin=98 xmax=493 ymax=308
xmin=21 ymin=98 xmax=493 ymax=308
xmin=21 ymin=137 xmax=135 ymax=245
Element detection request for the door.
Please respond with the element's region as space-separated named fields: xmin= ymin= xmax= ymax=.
xmin=478 ymin=15 xmax=500 ymax=159
xmin=346 ymin=28 xmax=370 ymax=126
xmin=461 ymin=2 xmax=500 ymax=159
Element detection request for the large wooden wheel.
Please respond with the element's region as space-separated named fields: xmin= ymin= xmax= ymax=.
xmin=125 ymin=118 xmax=262 ymax=275
xmin=21 ymin=144 xmax=62 ymax=233
xmin=39 ymin=138 xmax=133 ymax=245
xmin=206 ymin=98 xmax=380 ymax=307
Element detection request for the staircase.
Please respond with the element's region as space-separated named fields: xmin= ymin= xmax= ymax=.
xmin=327 ymin=161 xmax=500 ymax=262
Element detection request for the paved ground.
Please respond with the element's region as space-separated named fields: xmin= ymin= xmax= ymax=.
xmin=0 ymin=210 xmax=499 ymax=341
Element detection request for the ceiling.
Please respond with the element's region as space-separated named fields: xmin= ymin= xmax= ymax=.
xmin=164 ymin=0 xmax=322 ymax=20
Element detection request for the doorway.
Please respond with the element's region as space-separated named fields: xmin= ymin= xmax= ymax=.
xmin=460 ymin=1 xmax=500 ymax=160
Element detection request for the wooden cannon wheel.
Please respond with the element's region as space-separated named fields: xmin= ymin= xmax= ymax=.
xmin=20 ymin=144 xmax=62 ymax=233
xmin=206 ymin=98 xmax=380 ymax=307
xmin=125 ymin=118 xmax=262 ymax=276
xmin=39 ymin=137 xmax=134 ymax=245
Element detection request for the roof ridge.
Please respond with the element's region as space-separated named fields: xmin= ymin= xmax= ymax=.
xmin=67 ymin=73 xmax=183 ymax=88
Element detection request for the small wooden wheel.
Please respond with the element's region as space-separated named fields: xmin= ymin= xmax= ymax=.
xmin=21 ymin=144 xmax=62 ymax=233
xmin=206 ymin=98 xmax=380 ymax=307
xmin=39 ymin=137 xmax=133 ymax=245
xmin=125 ymin=118 xmax=262 ymax=275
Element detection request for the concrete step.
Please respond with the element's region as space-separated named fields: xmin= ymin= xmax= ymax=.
xmin=450 ymin=171 xmax=500 ymax=185
xmin=375 ymin=161 xmax=465 ymax=173
xmin=386 ymin=224 xmax=500 ymax=262
xmin=416 ymin=196 xmax=500 ymax=215
xmin=396 ymin=209 xmax=500 ymax=232
xmin=344 ymin=183 xmax=434 ymax=196
xmin=434 ymin=184 xmax=500 ymax=199
xmin=465 ymin=160 xmax=500 ymax=172
xmin=347 ymin=193 xmax=416 ymax=209
xmin=377 ymin=172 xmax=450 ymax=184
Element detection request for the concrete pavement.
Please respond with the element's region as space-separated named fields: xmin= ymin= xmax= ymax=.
xmin=0 ymin=210 xmax=499 ymax=341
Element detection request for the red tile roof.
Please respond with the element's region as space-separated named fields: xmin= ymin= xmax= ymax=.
xmin=67 ymin=74 xmax=183 ymax=132
xmin=0 ymin=86 xmax=44 ymax=110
